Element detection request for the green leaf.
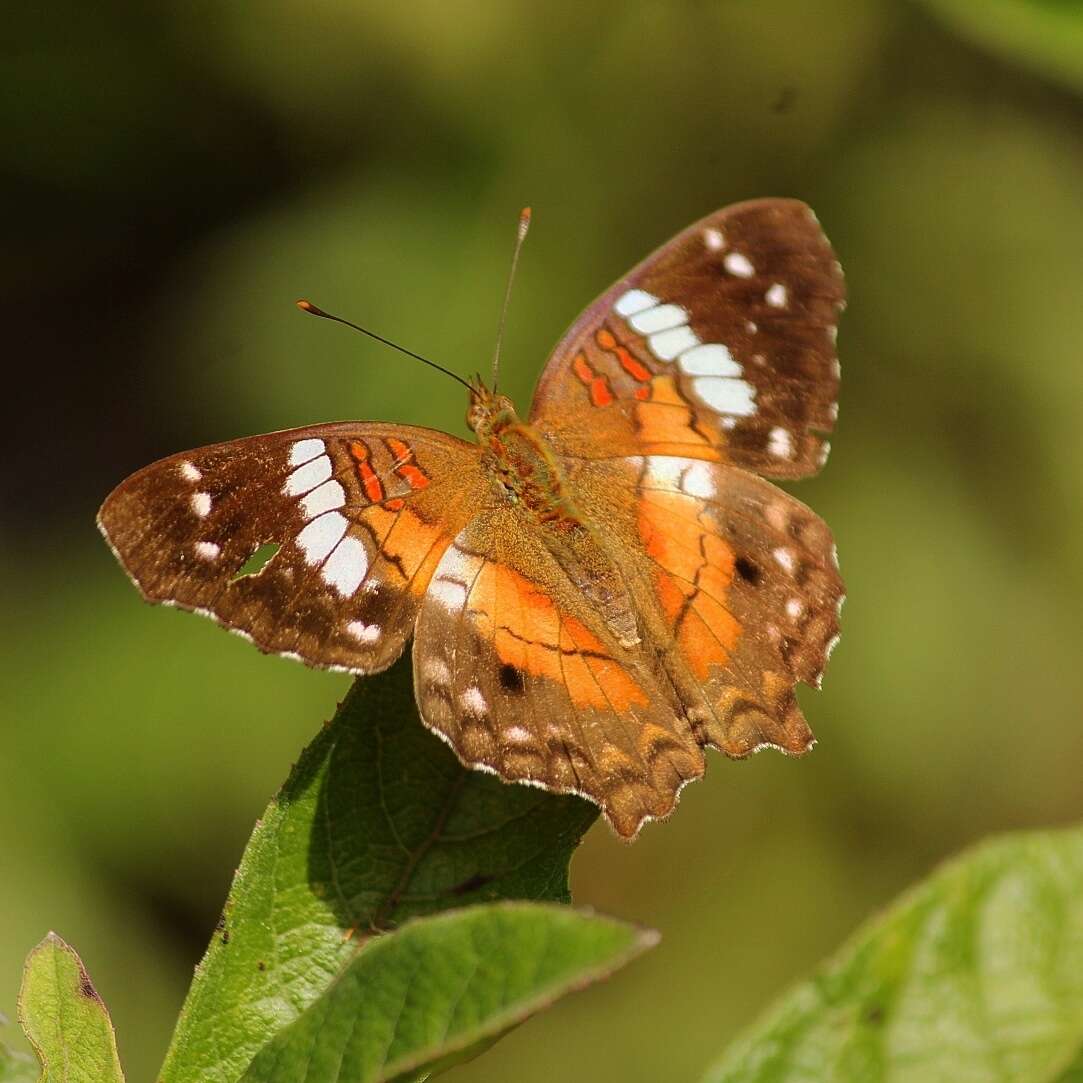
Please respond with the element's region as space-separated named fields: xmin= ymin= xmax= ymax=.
xmin=917 ymin=0 xmax=1083 ymax=93
xmin=239 ymin=903 xmax=656 ymax=1083
xmin=702 ymin=825 xmax=1083 ymax=1083
xmin=160 ymin=655 xmax=598 ymax=1083
xmin=17 ymin=933 xmax=124 ymax=1083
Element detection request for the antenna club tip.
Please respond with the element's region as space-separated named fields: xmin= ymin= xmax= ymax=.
xmin=296 ymin=299 xmax=323 ymax=316
xmin=518 ymin=206 xmax=532 ymax=237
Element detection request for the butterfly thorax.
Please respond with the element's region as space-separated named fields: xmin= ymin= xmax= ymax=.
xmin=469 ymin=388 xmax=640 ymax=649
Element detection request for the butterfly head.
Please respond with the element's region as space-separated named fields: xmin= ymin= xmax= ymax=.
xmin=467 ymin=383 xmax=519 ymax=441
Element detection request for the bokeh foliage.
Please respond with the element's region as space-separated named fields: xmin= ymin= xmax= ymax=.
xmin=4 ymin=2 xmax=1083 ymax=1080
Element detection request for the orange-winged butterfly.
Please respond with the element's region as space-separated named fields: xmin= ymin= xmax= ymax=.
xmin=99 ymin=199 xmax=845 ymax=838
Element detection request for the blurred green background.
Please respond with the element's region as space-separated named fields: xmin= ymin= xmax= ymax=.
xmin=4 ymin=2 xmax=1083 ymax=1080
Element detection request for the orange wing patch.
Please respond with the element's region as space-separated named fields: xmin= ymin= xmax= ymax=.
xmin=638 ymin=488 xmax=741 ymax=679
xmin=632 ymin=376 xmax=723 ymax=460
xmin=358 ymin=503 xmax=450 ymax=597
xmin=456 ymin=557 xmax=648 ymax=713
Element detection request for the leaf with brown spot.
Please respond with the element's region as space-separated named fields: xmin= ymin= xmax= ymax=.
xmin=17 ymin=933 xmax=125 ymax=1083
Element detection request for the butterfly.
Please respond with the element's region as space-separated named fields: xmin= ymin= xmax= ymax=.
xmin=98 ymin=198 xmax=845 ymax=839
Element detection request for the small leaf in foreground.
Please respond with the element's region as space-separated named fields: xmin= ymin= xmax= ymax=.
xmin=239 ymin=902 xmax=657 ymax=1083
xmin=703 ymin=824 xmax=1083 ymax=1083
xmin=17 ymin=933 xmax=124 ymax=1083
xmin=160 ymin=655 xmax=598 ymax=1083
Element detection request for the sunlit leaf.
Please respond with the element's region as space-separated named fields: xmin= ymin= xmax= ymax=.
xmin=17 ymin=933 xmax=124 ymax=1083
xmin=160 ymin=655 xmax=598 ymax=1083
xmin=239 ymin=903 xmax=655 ymax=1083
xmin=703 ymin=825 xmax=1083 ymax=1083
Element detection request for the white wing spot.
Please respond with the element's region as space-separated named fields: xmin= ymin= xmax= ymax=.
xmin=195 ymin=541 xmax=220 ymax=560
xmin=461 ymin=686 xmax=488 ymax=716
xmin=786 ymin=597 xmax=804 ymax=620
xmin=692 ymin=376 xmax=757 ymax=416
xmin=773 ymin=547 xmax=797 ymax=573
xmin=613 ymin=289 xmax=659 ymax=317
xmin=289 ymin=438 xmax=325 ymax=467
xmin=629 ymin=303 xmax=688 ymax=335
xmin=301 ymin=479 xmax=345 ymax=520
xmin=190 ymin=491 xmax=212 ymax=518
xmin=765 ymin=283 xmax=788 ymax=308
xmin=678 ymin=343 xmax=740 ymax=377
xmin=768 ymin=426 xmax=793 ymax=459
xmin=817 ymin=441 xmax=832 ymax=467
xmin=649 ymin=325 xmax=699 ymax=361
xmin=296 ymin=511 xmax=348 ymax=565
xmin=703 ymin=227 xmax=725 ymax=250
xmin=429 ymin=544 xmax=480 ymax=613
xmin=346 ymin=620 xmax=381 ymax=644
xmin=321 ymin=536 xmax=368 ymax=597
xmin=179 ymin=461 xmax=201 ymax=483
xmin=284 ymin=455 xmax=332 ymax=496
xmin=682 ymin=462 xmax=715 ymax=499
xmin=644 ymin=457 xmax=683 ymax=489
xmin=505 ymin=725 xmax=534 ymax=745
xmin=724 ymin=252 xmax=755 ymax=278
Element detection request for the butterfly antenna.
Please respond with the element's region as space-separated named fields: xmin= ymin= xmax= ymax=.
xmin=491 ymin=206 xmax=532 ymax=392
xmin=296 ymin=300 xmax=474 ymax=393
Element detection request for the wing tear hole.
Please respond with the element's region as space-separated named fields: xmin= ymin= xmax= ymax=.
xmin=231 ymin=541 xmax=281 ymax=581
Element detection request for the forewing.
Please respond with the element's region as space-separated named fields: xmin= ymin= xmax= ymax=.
xmin=412 ymin=506 xmax=705 ymax=839
xmin=98 ymin=422 xmax=486 ymax=673
xmin=568 ymin=454 xmax=844 ymax=757
xmin=529 ymin=199 xmax=845 ymax=478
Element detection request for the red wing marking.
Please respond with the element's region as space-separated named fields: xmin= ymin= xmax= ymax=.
xmin=595 ymin=326 xmax=652 ymax=383
xmin=348 ymin=440 xmax=387 ymax=504
xmin=385 ymin=437 xmax=432 ymax=491
xmin=572 ymin=352 xmax=615 ymax=409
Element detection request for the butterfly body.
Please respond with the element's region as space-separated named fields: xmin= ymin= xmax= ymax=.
xmin=100 ymin=198 xmax=846 ymax=838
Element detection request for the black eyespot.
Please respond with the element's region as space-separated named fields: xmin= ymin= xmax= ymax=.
xmin=735 ymin=556 xmax=761 ymax=584
xmin=499 ymin=663 xmax=525 ymax=694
